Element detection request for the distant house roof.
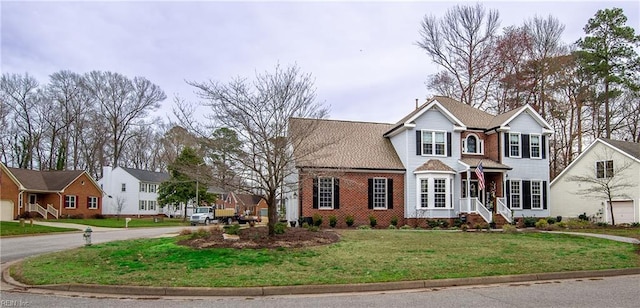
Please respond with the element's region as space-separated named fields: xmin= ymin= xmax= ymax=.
xmin=120 ymin=167 xmax=169 ymax=183
xmin=5 ymin=167 xmax=85 ymax=191
xmin=600 ymin=138 xmax=640 ymax=161
xmin=236 ymin=194 xmax=265 ymax=206
xmin=290 ymin=118 xmax=405 ymax=171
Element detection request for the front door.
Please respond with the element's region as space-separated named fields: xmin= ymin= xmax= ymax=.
xmin=462 ymin=180 xmax=479 ymax=199
xmin=28 ymin=194 xmax=37 ymax=205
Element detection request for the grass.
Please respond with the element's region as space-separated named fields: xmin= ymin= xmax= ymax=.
xmin=0 ymin=221 xmax=77 ymax=237
xmin=12 ymin=229 xmax=640 ymax=287
xmin=53 ymin=218 xmax=190 ymax=228
xmin=563 ymin=228 xmax=640 ymax=240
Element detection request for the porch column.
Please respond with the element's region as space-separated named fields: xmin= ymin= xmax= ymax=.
xmin=466 ymin=169 xmax=471 ymax=210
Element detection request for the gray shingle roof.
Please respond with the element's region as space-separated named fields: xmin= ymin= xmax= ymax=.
xmin=459 ymin=158 xmax=512 ymax=170
xmin=415 ymin=159 xmax=456 ymax=173
xmin=6 ymin=167 xmax=84 ymax=191
xmin=290 ymin=118 xmax=405 ymax=170
xmin=601 ymin=138 xmax=640 ymax=160
xmin=121 ymin=167 xmax=169 ymax=183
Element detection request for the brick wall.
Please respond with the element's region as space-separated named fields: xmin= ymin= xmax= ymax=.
xmin=58 ymin=173 xmax=103 ymax=218
xmin=299 ymin=170 xmax=405 ymax=228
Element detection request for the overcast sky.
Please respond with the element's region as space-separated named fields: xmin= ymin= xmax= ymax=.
xmin=2 ymin=0 xmax=639 ymax=124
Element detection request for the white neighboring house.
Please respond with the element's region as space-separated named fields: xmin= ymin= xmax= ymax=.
xmin=550 ymin=138 xmax=640 ymax=224
xmin=99 ymin=166 xmax=169 ymax=217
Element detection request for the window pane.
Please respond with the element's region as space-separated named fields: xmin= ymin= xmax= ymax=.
xmin=467 ymin=136 xmax=476 ymax=153
xmin=510 ymin=181 xmax=521 ymax=208
xmin=531 ymin=181 xmax=542 ymax=209
xmin=596 ymin=161 xmax=604 ymax=178
xmin=319 ymin=178 xmax=334 ymax=209
xmin=373 ymin=178 xmax=387 ymax=209
xmin=434 ymin=178 xmax=446 ymax=208
xmin=530 ymin=135 xmax=540 ymax=158
xmin=420 ymin=179 xmax=429 ymax=208
xmin=510 ymin=134 xmax=520 ymax=157
xmin=606 ymin=160 xmax=614 ymax=177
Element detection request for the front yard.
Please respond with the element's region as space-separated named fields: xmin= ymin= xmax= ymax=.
xmin=53 ymin=218 xmax=190 ymax=228
xmin=0 ymin=221 xmax=77 ymax=237
xmin=12 ymin=229 xmax=639 ymax=287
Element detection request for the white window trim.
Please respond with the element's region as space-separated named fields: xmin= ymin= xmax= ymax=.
xmin=510 ymin=180 xmax=522 ymax=209
xmin=462 ymin=133 xmax=484 ymax=155
xmin=509 ymin=132 xmax=521 ymax=158
xmin=595 ymin=160 xmax=614 ymax=179
xmin=318 ymin=177 xmax=335 ymax=210
xmin=65 ymin=195 xmax=77 ymax=209
xmin=415 ymin=174 xmax=453 ymax=209
xmin=373 ymin=177 xmax=388 ymax=210
xmin=88 ymin=196 xmax=98 ymax=209
xmin=421 ymin=130 xmax=448 ymax=157
xmin=530 ymin=180 xmax=543 ymax=210
xmin=530 ymin=134 xmax=542 ymax=159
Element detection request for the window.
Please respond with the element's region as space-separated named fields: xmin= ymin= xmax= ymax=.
xmin=419 ymin=179 xmax=429 ymax=208
xmin=463 ymin=134 xmax=484 ymax=154
xmin=140 ymin=183 xmax=147 ymax=192
xmin=422 ymin=131 xmax=446 ymax=156
xmin=531 ymin=181 xmax=542 ymax=209
xmin=139 ymin=200 xmax=147 ymax=211
xmin=434 ymin=178 xmax=447 ymax=208
xmin=149 ymin=184 xmax=156 ymax=193
xmin=462 ymin=180 xmax=479 ymax=198
xmin=510 ymin=181 xmax=521 ymax=209
xmin=373 ymin=178 xmax=387 ymax=209
xmin=148 ymin=200 xmax=156 ymax=211
xmin=64 ymin=195 xmax=76 ymax=209
xmin=318 ymin=177 xmax=334 ymax=209
xmin=88 ymin=196 xmax=98 ymax=209
xmin=416 ymin=175 xmax=453 ymax=209
xmin=596 ymin=160 xmax=614 ymax=178
xmin=530 ymin=134 xmax=541 ymax=159
xmin=121 ymin=183 xmax=126 ymax=192
xmin=509 ymin=133 xmax=521 ymax=157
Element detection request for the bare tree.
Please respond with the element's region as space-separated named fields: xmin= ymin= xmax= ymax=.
xmin=189 ymin=64 xmax=329 ymax=236
xmin=114 ymin=196 xmax=126 ymax=220
xmin=568 ymin=147 xmax=634 ymax=225
xmin=82 ymin=71 xmax=166 ymax=168
xmin=417 ymin=3 xmax=500 ymax=108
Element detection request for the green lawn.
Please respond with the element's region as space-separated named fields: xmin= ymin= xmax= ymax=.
xmin=12 ymin=229 xmax=640 ymax=287
xmin=54 ymin=218 xmax=190 ymax=228
xmin=1 ymin=221 xmax=77 ymax=237
xmin=564 ymin=228 xmax=640 ymax=240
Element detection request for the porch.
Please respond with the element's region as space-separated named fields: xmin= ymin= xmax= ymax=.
xmin=458 ymin=158 xmax=512 ymax=224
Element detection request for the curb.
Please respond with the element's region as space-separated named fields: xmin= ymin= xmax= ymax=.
xmin=4 ymin=265 xmax=640 ymax=297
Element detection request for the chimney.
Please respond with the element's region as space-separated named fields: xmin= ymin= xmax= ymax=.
xmin=415 ymin=98 xmax=419 ymax=110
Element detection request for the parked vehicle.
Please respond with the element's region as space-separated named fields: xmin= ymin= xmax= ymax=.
xmin=189 ymin=207 xmax=236 ymax=225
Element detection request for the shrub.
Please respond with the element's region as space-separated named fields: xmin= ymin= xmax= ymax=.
xmin=306 ymin=225 xmax=319 ymax=232
xmin=453 ymin=218 xmax=464 ymax=228
xmin=578 ymin=212 xmax=589 ymax=221
xmin=357 ymin=225 xmax=371 ymax=230
xmin=312 ymin=214 xmax=323 ymax=227
xmin=329 ymin=215 xmax=337 ymax=228
xmin=92 ymin=213 xmax=106 ymax=219
xmin=439 ymin=220 xmax=449 ymax=228
xmin=390 ymin=216 xmax=398 ymax=227
xmin=546 ymin=224 xmax=561 ymax=231
xmin=17 ymin=212 xmax=34 ymax=219
xmin=400 ymin=225 xmax=413 ymax=230
xmin=369 ymin=215 xmax=377 ymax=228
xmin=345 ymin=215 xmax=355 ymax=227
xmin=535 ymin=219 xmax=549 ymax=229
xmin=224 ymin=224 xmax=241 ymax=235
xmin=179 ymin=228 xmax=193 ymax=236
xmin=427 ymin=220 xmax=439 ymax=229
xmin=556 ymin=221 xmax=568 ymax=229
xmin=274 ymin=222 xmax=287 ymax=234
xmin=631 ymin=222 xmax=640 ymax=227
xmin=523 ymin=217 xmax=537 ymax=228
xmin=387 ymin=225 xmax=397 ymax=230
xmin=301 ymin=222 xmax=310 ymax=228
xmin=596 ymin=222 xmax=610 ymax=227
xmin=502 ymin=224 xmax=518 ymax=233
xmin=566 ymin=218 xmax=591 ymax=229
xmin=474 ymin=223 xmax=483 ymax=230
xmin=546 ymin=216 xmax=557 ymax=225
xmin=461 ymin=224 xmax=469 ymax=232
xmin=191 ymin=227 xmax=211 ymax=239
xmin=556 ymin=216 xmax=563 ymax=223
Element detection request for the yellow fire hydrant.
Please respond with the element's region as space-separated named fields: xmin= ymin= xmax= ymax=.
xmin=83 ymin=227 xmax=93 ymax=246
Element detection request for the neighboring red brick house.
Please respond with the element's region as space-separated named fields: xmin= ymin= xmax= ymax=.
xmin=216 ymin=191 xmax=267 ymax=216
xmin=0 ymin=162 xmax=103 ymax=220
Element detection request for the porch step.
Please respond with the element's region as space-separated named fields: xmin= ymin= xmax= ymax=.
xmin=464 ymin=213 xmax=510 ymax=228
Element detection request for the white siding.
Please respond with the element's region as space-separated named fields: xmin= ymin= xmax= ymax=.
xmin=98 ymin=167 xmax=164 ymax=216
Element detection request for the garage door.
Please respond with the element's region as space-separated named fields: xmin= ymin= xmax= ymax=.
xmin=611 ymin=201 xmax=635 ymax=224
xmin=0 ymin=200 xmax=14 ymax=221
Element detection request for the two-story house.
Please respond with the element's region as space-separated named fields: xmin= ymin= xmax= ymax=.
xmin=98 ymin=166 xmax=169 ymax=217
xmin=287 ymin=96 xmax=553 ymax=228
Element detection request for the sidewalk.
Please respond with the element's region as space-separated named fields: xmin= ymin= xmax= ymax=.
xmin=30 ymin=220 xmax=120 ymax=232
xmin=542 ymin=231 xmax=640 ymax=244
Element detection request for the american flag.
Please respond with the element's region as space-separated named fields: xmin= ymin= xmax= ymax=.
xmin=475 ymin=162 xmax=485 ymax=191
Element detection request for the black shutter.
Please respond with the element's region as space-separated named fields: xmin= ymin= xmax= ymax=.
xmin=368 ymin=178 xmax=374 ymax=209
xmin=505 ymin=180 xmax=511 ymax=207
xmin=523 ymin=180 xmax=531 ymax=209
xmin=447 ymin=132 xmax=452 ymax=157
xmin=522 ymin=134 xmax=530 ymax=158
xmin=87 ymin=196 xmax=90 ymax=209
xmin=541 ymin=136 xmax=546 ymax=159
xmin=504 ymin=133 xmax=510 ymax=157
xmin=333 ymin=178 xmax=340 ymax=209
xmin=542 ymin=181 xmax=547 ymax=210
xmin=416 ymin=130 xmax=422 ymax=155
xmin=312 ymin=178 xmax=318 ymax=209
xmin=387 ymin=178 xmax=393 ymax=209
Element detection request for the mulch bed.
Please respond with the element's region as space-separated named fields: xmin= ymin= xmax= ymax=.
xmin=178 ymin=226 xmax=340 ymax=249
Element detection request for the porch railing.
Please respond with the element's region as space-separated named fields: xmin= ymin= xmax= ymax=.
xmin=497 ymin=198 xmax=512 ymax=224
xmin=28 ymin=203 xmax=47 ymax=219
xmin=459 ymin=198 xmax=492 ymax=223
xmin=47 ymin=204 xmax=59 ymax=219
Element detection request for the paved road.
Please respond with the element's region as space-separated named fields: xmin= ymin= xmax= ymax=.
xmin=1 ymin=226 xmax=192 ymax=263
xmin=1 ymin=274 xmax=639 ymax=307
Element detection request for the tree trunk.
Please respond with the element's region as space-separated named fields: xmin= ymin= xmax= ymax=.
xmin=608 ymin=197 xmax=615 ymax=225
